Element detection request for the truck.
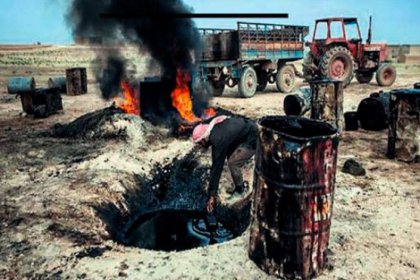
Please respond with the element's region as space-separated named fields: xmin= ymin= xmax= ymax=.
xmin=197 ymin=22 xmax=309 ymax=98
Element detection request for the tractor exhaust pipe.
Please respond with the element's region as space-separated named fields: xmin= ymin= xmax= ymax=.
xmin=367 ymin=16 xmax=372 ymax=45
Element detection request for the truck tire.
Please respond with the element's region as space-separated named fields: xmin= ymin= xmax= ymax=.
xmin=376 ymin=64 xmax=396 ymax=87
xmin=319 ymin=46 xmax=354 ymax=87
xmin=356 ymin=72 xmax=374 ymax=84
xmin=205 ymin=80 xmax=225 ymax=97
xmin=239 ymin=67 xmax=257 ymax=98
xmin=276 ymin=64 xmax=296 ymax=93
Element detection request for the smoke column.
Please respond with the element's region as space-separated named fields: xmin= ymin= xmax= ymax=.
xmin=67 ymin=0 xmax=200 ymax=99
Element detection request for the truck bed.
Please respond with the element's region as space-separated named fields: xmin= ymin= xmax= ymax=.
xmin=200 ymin=22 xmax=309 ymax=62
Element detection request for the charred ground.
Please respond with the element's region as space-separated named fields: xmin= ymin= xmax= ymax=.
xmin=0 ymin=46 xmax=419 ymax=279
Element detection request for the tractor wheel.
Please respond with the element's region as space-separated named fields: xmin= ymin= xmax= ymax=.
xmin=276 ymin=64 xmax=296 ymax=93
xmin=319 ymin=46 xmax=354 ymax=87
xmin=238 ymin=67 xmax=257 ymax=98
xmin=356 ymin=72 xmax=374 ymax=84
xmin=302 ymin=53 xmax=316 ymax=80
xmin=205 ymin=80 xmax=225 ymax=97
xmin=376 ymin=64 xmax=397 ymax=87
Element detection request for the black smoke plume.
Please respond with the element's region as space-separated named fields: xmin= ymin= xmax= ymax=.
xmin=67 ymin=0 xmax=200 ymax=99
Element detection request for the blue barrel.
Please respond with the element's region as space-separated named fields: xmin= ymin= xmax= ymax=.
xmin=7 ymin=77 xmax=36 ymax=94
xmin=48 ymin=77 xmax=67 ymax=93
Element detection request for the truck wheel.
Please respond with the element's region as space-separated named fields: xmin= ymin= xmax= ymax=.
xmin=376 ymin=64 xmax=396 ymax=87
xmin=356 ymin=72 xmax=374 ymax=84
xmin=276 ymin=64 xmax=296 ymax=93
xmin=319 ymin=46 xmax=354 ymax=87
xmin=239 ymin=67 xmax=257 ymax=98
xmin=205 ymin=80 xmax=225 ymax=97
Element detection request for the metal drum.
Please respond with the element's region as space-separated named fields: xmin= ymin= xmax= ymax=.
xmin=7 ymin=76 xmax=36 ymax=94
xmin=48 ymin=77 xmax=67 ymax=93
xmin=249 ymin=116 xmax=339 ymax=280
xmin=357 ymin=92 xmax=390 ymax=131
xmin=66 ymin=67 xmax=87 ymax=95
xmin=310 ymin=80 xmax=344 ymax=132
xmin=344 ymin=111 xmax=359 ymax=131
xmin=387 ymin=89 xmax=420 ymax=162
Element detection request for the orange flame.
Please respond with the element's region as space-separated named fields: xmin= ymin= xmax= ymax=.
xmin=171 ymin=69 xmax=201 ymax=123
xmin=115 ymin=80 xmax=140 ymax=115
xmin=201 ymin=107 xmax=217 ymax=120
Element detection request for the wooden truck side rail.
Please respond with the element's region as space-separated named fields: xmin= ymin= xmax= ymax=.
xmin=237 ymin=22 xmax=309 ymax=61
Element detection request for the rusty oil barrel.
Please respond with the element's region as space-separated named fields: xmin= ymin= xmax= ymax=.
xmin=387 ymin=89 xmax=420 ymax=162
xmin=310 ymin=80 xmax=344 ymax=132
xmin=66 ymin=67 xmax=87 ymax=95
xmin=249 ymin=116 xmax=339 ymax=280
xmin=7 ymin=76 xmax=36 ymax=94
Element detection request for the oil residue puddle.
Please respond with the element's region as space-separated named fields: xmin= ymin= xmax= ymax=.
xmin=124 ymin=210 xmax=235 ymax=251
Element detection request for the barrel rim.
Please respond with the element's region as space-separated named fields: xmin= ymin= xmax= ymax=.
xmin=257 ymin=116 xmax=339 ymax=142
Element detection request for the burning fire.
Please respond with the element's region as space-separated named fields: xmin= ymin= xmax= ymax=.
xmin=115 ymin=80 xmax=140 ymax=115
xmin=171 ymin=69 xmax=201 ymax=124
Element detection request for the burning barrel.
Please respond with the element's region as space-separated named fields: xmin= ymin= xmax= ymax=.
xmin=249 ymin=116 xmax=339 ymax=279
xmin=7 ymin=76 xmax=36 ymax=94
xmin=357 ymin=92 xmax=390 ymax=131
xmin=387 ymin=89 xmax=420 ymax=162
xmin=310 ymin=80 xmax=344 ymax=132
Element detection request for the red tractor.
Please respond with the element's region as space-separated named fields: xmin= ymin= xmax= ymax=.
xmin=303 ymin=17 xmax=396 ymax=87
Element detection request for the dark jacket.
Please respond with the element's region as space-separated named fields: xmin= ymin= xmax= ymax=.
xmin=208 ymin=117 xmax=257 ymax=196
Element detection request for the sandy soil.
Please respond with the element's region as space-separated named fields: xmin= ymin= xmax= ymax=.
xmin=0 ymin=46 xmax=419 ymax=280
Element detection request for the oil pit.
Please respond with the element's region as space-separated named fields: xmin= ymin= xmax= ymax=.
xmin=123 ymin=210 xmax=239 ymax=251
xmin=111 ymin=153 xmax=252 ymax=252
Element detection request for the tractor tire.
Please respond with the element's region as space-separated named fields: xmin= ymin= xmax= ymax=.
xmin=205 ymin=80 xmax=225 ymax=97
xmin=302 ymin=53 xmax=316 ymax=80
xmin=356 ymin=72 xmax=374 ymax=84
xmin=238 ymin=67 xmax=257 ymax=98
xmin=376 ymin=64 xmax=397 ymax=87
xmin=276 ymin=64 xmax=296 ymax=93
xmin=319 ymin=46 xmax=354 ymax=87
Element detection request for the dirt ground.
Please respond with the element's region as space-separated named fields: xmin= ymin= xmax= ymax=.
xmin=0 ymin=46 xmax=419 ymax=280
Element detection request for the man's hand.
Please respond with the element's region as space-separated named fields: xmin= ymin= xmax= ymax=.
xmin=206 ymin=196 xmax=217 ymax=213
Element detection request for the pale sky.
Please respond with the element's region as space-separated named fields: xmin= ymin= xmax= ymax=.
xmin=0 ymin=0 xmax=419 ymax=44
